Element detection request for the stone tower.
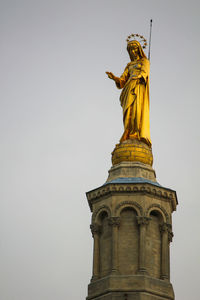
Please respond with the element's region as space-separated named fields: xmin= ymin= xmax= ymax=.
xmin=86 ymin=139 xmax=177 ymax=300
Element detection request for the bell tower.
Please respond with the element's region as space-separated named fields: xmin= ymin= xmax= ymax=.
xmin=86 ymin=35 xmax=177 ymax=300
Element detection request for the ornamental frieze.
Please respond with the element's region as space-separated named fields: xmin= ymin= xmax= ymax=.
xmin=86 ymin=183 xmax=177 ymax=212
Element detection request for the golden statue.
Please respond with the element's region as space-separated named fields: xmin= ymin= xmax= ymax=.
xmin=106 ymin=37 xmax=151 ymax=147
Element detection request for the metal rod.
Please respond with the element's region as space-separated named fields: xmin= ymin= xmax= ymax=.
xmin=148 ymin=19 xmax=153 ymax=61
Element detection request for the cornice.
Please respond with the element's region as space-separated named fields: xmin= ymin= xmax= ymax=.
xmin=86 ymin=181 xmax=177 ymax=212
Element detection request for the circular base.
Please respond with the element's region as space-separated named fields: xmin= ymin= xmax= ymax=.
xmin=112 ymin=139 xmax=153 ymax=166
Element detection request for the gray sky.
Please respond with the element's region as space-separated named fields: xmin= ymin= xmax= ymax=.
xmin=1 ymin=0 xmax=200 ymax=299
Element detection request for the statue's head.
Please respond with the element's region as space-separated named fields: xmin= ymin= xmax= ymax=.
xmin=127 ymin=40 xmax=147 ymax=61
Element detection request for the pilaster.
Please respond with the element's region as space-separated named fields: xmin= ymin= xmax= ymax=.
xmin=136 ymin=216 xmax=151 ymax=275
xmin=90 ymin=223 xmax=101 ymax=281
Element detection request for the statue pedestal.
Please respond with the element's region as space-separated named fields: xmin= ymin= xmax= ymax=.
xmin=112 ymin=139 xmax=153 ymax=166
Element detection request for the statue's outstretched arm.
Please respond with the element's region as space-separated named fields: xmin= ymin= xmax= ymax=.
xmin=106 ymin=66 xmax=129 ymax=89
xmin=106 ymin=71 xmax=120 ymax=86
xmin=106 ymin=71 xmax=117 ymax=80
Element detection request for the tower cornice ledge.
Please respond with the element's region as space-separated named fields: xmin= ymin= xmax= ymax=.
xmin=86 ymin=178 xmax=177 ymax=213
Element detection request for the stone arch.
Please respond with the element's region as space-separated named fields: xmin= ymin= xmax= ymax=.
xmin=115 ymin=201 xmax=143 ymax=217
xmin=146 ymin=204 xmax=170 ymax=223
xmin=92 ymin=205 xmax=111 ymax=224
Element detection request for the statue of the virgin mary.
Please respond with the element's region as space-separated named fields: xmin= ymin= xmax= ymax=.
xmin=106 ymin=39 xmax=151 ymax=147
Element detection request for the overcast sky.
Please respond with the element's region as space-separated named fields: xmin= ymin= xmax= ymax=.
xmin=1 ymin=0 xmax=200 ymax=299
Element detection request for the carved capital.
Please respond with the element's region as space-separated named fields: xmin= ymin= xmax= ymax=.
xmin=90 ymin=223 xmax=101 ymax=236
xmin=160 ymin=223 xmax=173 ymax=242
xmin=168 ymin=230 xmax=174 ymax=242
xmin=136 ymin=216 xmax=150 ymax=225
xmin=108 ymin=217 xmax=120 ymax=227
xmin=160 ymin=223 xmax=168 ymax=233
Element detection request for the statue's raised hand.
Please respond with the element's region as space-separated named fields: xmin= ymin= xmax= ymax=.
xmin=106 ymin=71 xmax=116 ymax=80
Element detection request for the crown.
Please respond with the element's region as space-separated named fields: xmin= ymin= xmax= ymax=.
xmin=126 ymin=34 xmax=147 ymax=49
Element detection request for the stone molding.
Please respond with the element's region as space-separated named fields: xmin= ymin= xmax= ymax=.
xmin=87 ymin=274 xmax=175 ymax=300
xmin=115 ymin=200 xmax=143 ymax=216
xmin=92 ymin=205 xmax=111 ymax=223
xmin=146 ymin=204 xmax=170 ymax=223
xmin=86 ymin=183 xmax=177 ymax=212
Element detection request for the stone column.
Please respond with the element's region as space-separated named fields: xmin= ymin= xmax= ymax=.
xmin=136 ymin=216 xmax=150 ymax=274
xmin=108 ymin=217 xmax=120 ymax=274
xmin=167 ymin=224 xmax=174 ymax=281
xmin=160 ymin=223 xmax=173 ymax=280
xmin=160 ymin=223 xmax=168 ymax=280
xmin=90 ymin=223 xmax=101 ymax=281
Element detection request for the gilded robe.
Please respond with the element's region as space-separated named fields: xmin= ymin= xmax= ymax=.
xmin=116 ymin=57 xmax=151 ymax=146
